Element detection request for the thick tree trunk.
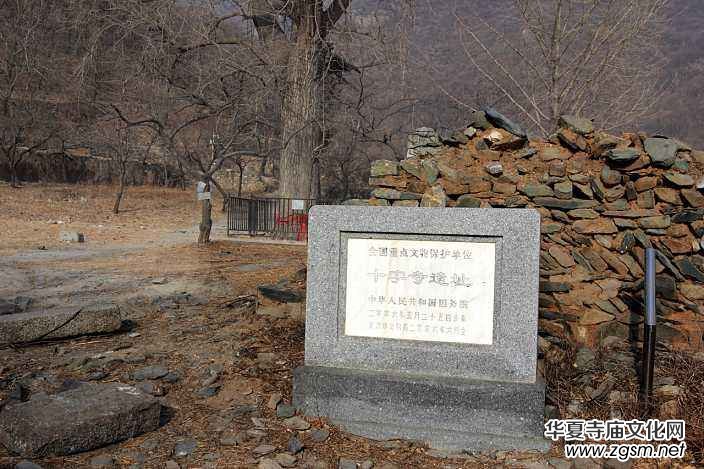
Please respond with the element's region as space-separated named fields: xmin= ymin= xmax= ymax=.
xmin=278 ymin=13 xmax=321 ymax=199
xmin=198 ymin=180 xmax=212 ymax=245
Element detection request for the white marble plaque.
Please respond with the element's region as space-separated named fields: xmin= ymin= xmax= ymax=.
xmin=344 ymin=238 xmax=495 ymax=344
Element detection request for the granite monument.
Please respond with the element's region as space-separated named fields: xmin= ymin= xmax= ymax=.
xmin=293 ymin=205 xmax=548 ymax=452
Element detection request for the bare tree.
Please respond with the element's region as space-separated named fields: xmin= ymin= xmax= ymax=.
xmin=89 ymin=121 xmax=153 ymax=214
xmin=452 ymin=0 xmax=670 ymax=135
xmin=0 ymin=0 xmax=59 ymax=187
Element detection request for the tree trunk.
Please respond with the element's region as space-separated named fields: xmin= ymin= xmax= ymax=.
xmin=9 ymin=161 xmax=19 ymax=188
xmin=113 ymin=173 xmax=125 ymax=214
xmin=237 ymin=163 xmax=244 ymax=197
xmin=278 ymin=11 xmax=321 ymax=199
xmin=198 ymin=180 xmax=212 ymax=245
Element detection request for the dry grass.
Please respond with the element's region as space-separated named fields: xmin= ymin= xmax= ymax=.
xmin=0 ymin=182 xmax=227 ymax=253
xmin=543 ymin=337 xmax=704 ymax=464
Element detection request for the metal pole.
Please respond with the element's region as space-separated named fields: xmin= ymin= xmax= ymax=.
xmin=640 ymin=248 xmax=657 ymax=409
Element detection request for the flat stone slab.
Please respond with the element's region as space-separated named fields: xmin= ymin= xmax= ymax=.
xmin=0 ymin=383 xmax=161 ymax=457
xmin=0 ymin=303 xmax=122 ymax=345
xmin=294 ymin=366 xmax=550 ymax=453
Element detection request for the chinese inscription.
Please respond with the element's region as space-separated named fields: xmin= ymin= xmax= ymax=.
xmin=345 ymin=238 xmax=496 ymax=344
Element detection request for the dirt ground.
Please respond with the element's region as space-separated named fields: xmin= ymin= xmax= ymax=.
xmin=0 ymin=183 xmax=693 ymax=469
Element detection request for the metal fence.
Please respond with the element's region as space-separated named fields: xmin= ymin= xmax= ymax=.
xmin=226 ymin=196 xmax=326 ymax=241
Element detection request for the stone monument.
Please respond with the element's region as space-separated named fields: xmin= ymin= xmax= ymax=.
xmin=293 ymin=206 xmax=549 ymax=452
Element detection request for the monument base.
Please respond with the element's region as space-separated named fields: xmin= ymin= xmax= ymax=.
xmin=293 ymin=365 xmax=550 ymax=453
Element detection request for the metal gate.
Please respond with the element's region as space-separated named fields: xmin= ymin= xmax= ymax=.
xmin=226 ymin=196 xmax=323 ymax=241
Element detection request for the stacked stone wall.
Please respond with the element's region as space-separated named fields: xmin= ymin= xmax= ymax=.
xmin=349 ymin=110 xmax=704 ymax=350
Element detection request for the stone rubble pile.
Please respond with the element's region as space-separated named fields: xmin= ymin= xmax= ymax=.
xmin=348 ymin=108 xmax=704 ymax=349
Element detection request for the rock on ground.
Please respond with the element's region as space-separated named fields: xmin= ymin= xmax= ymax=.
xmin=0 ymin=303 xmax=122 ymax=345
xmin=0 ymin=382 xmax=161 ymax=457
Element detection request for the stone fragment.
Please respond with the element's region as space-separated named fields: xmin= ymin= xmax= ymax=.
xmin=637 ymin=190 xmax=655 ymax=209
xmin=604 ymin=186 xmax=625 ymax=202
xmin=656 ymin=275 xmax=677 ymax=300
xmin=540 ymin=281 xmax=570 ymax=293
xmin=549 ymin=245 xmax=575 ymax=268
xmin=573 ymin=182 xmax=593 ymax=199
xmin=639 ymin=216 xmax=671 ymax=230
xmin=680 ymin=283 xmax=704 ymax=301
xmin=420 ymin=185 xmax=446 ymax=207
xmin=342 ymin=199 xmax=370 ymax=206
xmin=470 ymin=110 xmax=492 ymax=130
xmin=483 ymin=107 xmax=526 ymax=137
xmin=515 ymin=147 xmax=537 ymax=159
xmin=573 ymin=219 xmax=618 ymax=234
xmin=682 ymin=189 xmax=704 ymax=208
xmin=392 ymin=200 xmax=418 ymax=207
xmin=541 ymin=223 xmax=562 ymax=234
xmin=601 ymin=167 xmax=622 ymax=186
xmin=554 ymin=181 xmax=573 ymax=200
xmin=605 ymin=148 xmax=640 ymax=164
xmin=173 ymin=439 xmax=197 ymax=458
xmin=258 ymin=460 xmax=283 ymax=469
xmin=580 ymin=309 xmax=614 ymax=325
xmin=601 ymin=209 xmax=659 ymax=218
xmin=663 ymin=172 xmax=694 ymax=187
xmin=59 ymin=231 xmax=85 ymax=243
xmin=443 ymin=129 xmax=469 ymax=145
xmin=420 ymin=160 xmax=439 ymax=184
xmin=455 ymin=195 xmax=481 ymax=208
xmin=0 ymin=303 xmax=121 ymax=345
xmin=274 ymin=453 xmax=297 ymax=468
xmin=672 ymin=209 xmax=704 ymax=223
xmin=580 ymin=248 xmax=608 ymax=272
xmin=133 ymin=365 xmax=169 ymax=381
xmin=541 ymin=146 xmax=570 ymax=162
xmin=399 ymin=159 xmax=422 ymax=179
xmin=557 ymin=128 xmax=587 ymax=152
xmin=485 ymin=128 xmax=526 ymax=151
xmin=614 ymin=218 xmax=637 ymax=229
xmin=661 ymin=238 xmax=692 ymax=255
xmin=634 ymin=176 xmax=658 ymax=192
xmin=533 ymin=197 xmax=598 ymax=210
xmin=283 ymin=416 xmax=311 ymax=431
xmin=370 ymin=160 xmax=399 ymax=177
xmin=464 ymin=126 xmax=477 ymax=139
xmin=520 ymin=184 xmax=553 ymax=198
xmin=593 ymin=246 xmax=629 ymax=276
xmin=492 ymin=182 xmax=516 ymax=195
xmin=568 ymin=209 xmax=599 ymax=219
xmin=590 ymin=178 xmax=606 ymax=201
xmin=310 ymin=427 xmax=330 ymax=442
xmin=465 ymin=176 xmax=492 ymax=193
xmin=288 ymin=436 xmax=304 ymax=453
xmin=644 ymin=138 xmax=677 ymax=167
xmin=435 ymin=161 xmax=460 ymax=182
xmin=485 ymin=161 xmax=503 ymax=176
xmin=676 ymin=258 xmax=704 ymax=282
xmin=625 ymin=181 xmax=637 ymax=201
xmin=0 ymin=383 xmax=160 ymax=457
xmin=558 ymin=115 xmax=593 ymax=135
xmin=407 ymin=127 xmax=442 ymax=150
xmin=276 ymin=403 xmax=295 ymax=418
xmin=253 ymin=445 xmax=276 ymax=456
xmin=548 ymin=160 xmax=566 ymax=177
